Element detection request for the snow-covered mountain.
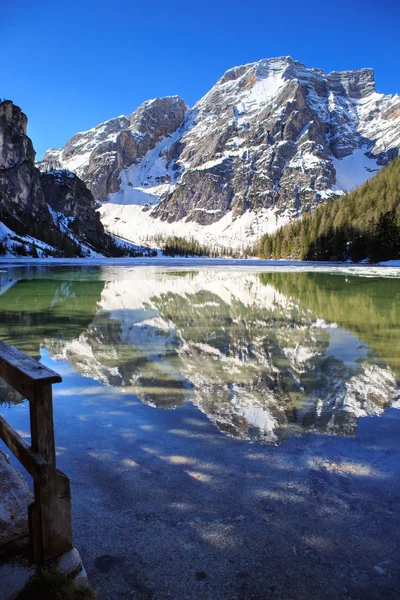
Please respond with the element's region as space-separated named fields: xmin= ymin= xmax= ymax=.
xmin=39 ymin=56 xmax=400 ymax=250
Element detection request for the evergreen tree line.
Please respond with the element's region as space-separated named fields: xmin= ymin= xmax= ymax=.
xmin=162 ymin=236 xmax=216 ymax=257
xmin=161 ymin=235 xmax=257 ymax=258
xmin=258 ymin=156 xmax=400 ymax=262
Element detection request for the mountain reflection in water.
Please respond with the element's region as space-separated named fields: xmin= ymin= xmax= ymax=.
xmin=0 ymin=267 xmax=399 ymax=444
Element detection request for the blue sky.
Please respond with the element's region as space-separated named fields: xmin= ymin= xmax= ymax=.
xmin=2 ymin=0 xmax=399 ymax=159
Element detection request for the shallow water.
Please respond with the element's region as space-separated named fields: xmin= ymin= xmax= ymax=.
xmin=0 ymin=263 xmax=399 ymax=444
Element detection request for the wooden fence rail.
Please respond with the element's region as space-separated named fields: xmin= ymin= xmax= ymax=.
xmin=0 ymin=340 xmax=73 ymax=564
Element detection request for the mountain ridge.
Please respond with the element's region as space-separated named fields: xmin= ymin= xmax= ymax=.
xmin=37 ymin=56 xmax=400 ymax=250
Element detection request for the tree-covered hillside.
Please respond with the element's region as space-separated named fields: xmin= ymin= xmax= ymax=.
xmin=258 ymin=156 xmax=400 ymax=262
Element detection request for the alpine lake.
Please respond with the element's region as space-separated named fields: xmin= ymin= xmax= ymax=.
xmin=1 ymin=262 xmax=399 ymax=443
xmin=1 ymin=260 xmax=400 ymax=599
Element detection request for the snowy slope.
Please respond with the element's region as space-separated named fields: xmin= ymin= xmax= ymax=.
xmin=0 ymin=214 xmax=102 ymax=258
xmin=98 ymin=204 xmax=290 ymax=250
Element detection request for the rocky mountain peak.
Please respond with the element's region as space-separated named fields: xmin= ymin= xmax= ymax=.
xmin=39 ymin=95 xmax=188 ymax=202
xmin=0 ymin=100 xmax=28 ymax=134
xmin=129 ymin=95 xmax=187 ymax=134
xmin=0 ymin=100 xmax=35 ymax=168
xmin=218 ymin=56 xmax=296 ymax=85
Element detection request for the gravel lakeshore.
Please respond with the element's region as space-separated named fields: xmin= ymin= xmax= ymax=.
xmin=2 ymin=359 xmax=400 ymax=600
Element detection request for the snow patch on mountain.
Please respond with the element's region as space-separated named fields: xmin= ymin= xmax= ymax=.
xmin=107 ymin=126 xmax=183 ymax=206
xmin=333 ymin=148 xmax=380 ymax=191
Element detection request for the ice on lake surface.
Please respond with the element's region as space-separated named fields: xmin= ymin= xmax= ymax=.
xmin=0 ymin=262 xmax=399 ymax=445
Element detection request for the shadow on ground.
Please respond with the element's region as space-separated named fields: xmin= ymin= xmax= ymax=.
xmin=2 ymin=368 xmax=395 ymax=600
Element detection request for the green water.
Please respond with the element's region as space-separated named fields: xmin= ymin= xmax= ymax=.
xmin=0 ymin=264 xmax=399 ymax=444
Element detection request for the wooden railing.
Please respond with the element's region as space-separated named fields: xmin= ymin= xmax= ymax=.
xmin=0 ymin=340 xmax=73 ymax=564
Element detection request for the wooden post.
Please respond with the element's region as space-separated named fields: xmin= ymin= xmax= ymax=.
xmin=0 ymin=340 xmax=73 ymax=564
xmin=29 ymin=383 xmax=73 ymax=563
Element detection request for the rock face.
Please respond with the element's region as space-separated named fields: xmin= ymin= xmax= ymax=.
xmin=0 ymin=101 xmax=57 ymax=245
xmin=0 ymin=100 xmax=113 ymax=256
xmin=40 ymin=170 xmax=108 ymax=250
xmin=41 ymin=96 xmax=188 ymax=202
xmin=39 ymin=57 xmax=400 ymax=249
